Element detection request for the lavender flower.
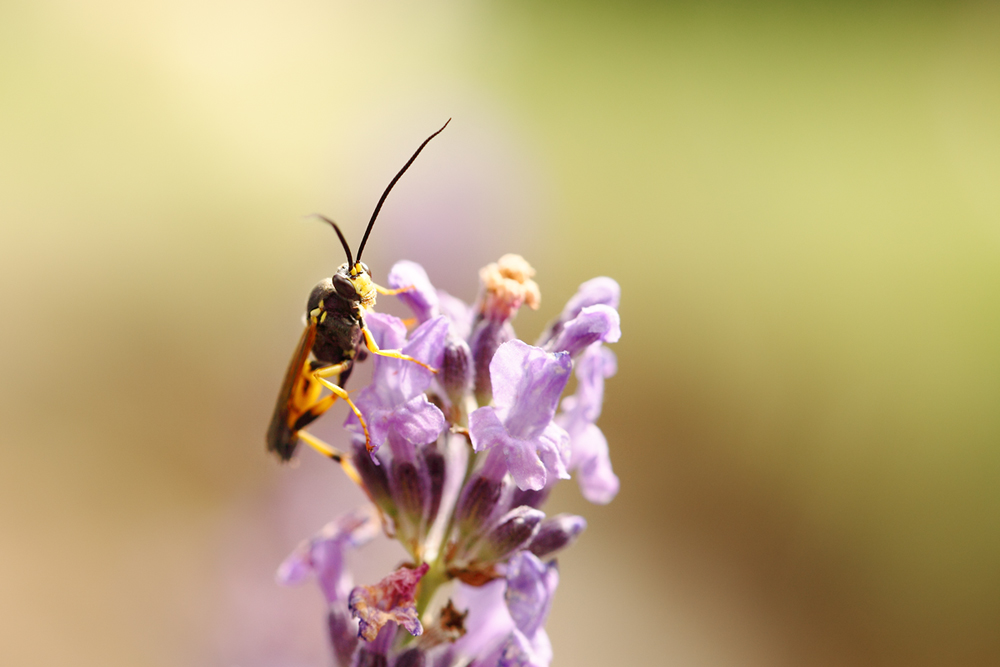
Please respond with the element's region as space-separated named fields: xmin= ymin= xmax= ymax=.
xmin=468 ymin=341 xmax=572 ymax=492
xmin=276 ymin=256 xmax=621 ymax=667
xmin=345 ymin=312 xmax=448 ymax=459
xmin=275 ymin=506 xmax=380 ymax=603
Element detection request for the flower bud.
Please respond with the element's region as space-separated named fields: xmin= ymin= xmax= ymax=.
xmin=352 ymin=441 xmax=396 ymax=521
xmin=453 ymin=473 xmax=504 ymax=533
xmin=394 ymin=648 xmax=426 ymax=667
xmin=526 ymin=514 xmax=587 ymax=559
xmin=469 ymin=319 xmax=514 ymax=405
xmin=326 ymin=606 xmax=358 ymax=667
xmin=423 ymin=446 xmax=446 ymax=528
xmin=470 ymin=506 xmax=544 ymax=564
xmin=510 ymin=486 xmax=550 ymax=510
xmin=440 ymin=335 xmax=473 ymax=407
xmin=390 ymin=459 xmax=427 ymax=531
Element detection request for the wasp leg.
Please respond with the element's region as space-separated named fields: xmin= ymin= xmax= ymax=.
xmin=311 ymin=365 xmax=374 ymax=453
xmin=295 ymin=430 xmax=364 ymax=486
xmin=362 ymin=325 xmax=438 ymax=373
xmin=374 ymin=282 xmax=414 ymax=296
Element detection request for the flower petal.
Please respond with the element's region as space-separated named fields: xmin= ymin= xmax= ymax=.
xmin=545 ymin=305 xmax=620 ymax=357
xmin=537 ymin=277 xmax=620 ymax=347
xmin=489 ymin=341 xmax=572 ymax=440
xmin=534 ymin=422 xmax=571 ymax=482
xmin=574 ymin=424 xmax=620 ymax=504
xmin=469 ymin=406 xmax=512 ymax=454
xmin=390 ymin=395 xmax=446 ymax=447
xmin=566 ymin=345 xmax=616 ymax=424
xmin=349 ymin=563 xmax=430 ymax=641
xmin=365 ymin=311 xmax=408 ymax=351
xmin=437 ymin=289 xmax=473 ymax=340
xmin=396 ymin=315 xmax=448 ymax=397
xmin=504 ymin=552 xmax=558 ymax=638
xmin=499 ymin=628 xmax=552 ymax=667
xmin=558 ymin=276 xmax=620 ymax=322
xmin=276 ymin=507 xmax=380 ymax=603
xmin=502 ymin=439 xmax=548 ymax=492
xmin=388 ymin=260 xmax=439 ymax=323
xmin=451 ymin=579 xmax=515 ymax=661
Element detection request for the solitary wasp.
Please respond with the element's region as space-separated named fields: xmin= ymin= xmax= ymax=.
xmin=266 ymin=120 xmax=449 ymax=465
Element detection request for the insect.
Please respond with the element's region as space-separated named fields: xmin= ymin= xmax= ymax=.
xmin=266 ymin=120 xmax=449 ymax=465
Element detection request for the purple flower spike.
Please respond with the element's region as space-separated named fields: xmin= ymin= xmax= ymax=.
xmin=348 ymin=313 xmax=449 ymax=458
xmin=349 ymin=563 xmax=430 ymax=641
xmin=275 ymin=255 xmax=621 ymax=667
xmin=544 ymin=304 xmax=621 ymax=357
xmin=470 ymin=340 xmax=573 ymax=491
xmin=389 ymin=260 xmax=439 ymax=324
xmin=276 ymin=506 xmax=380 ymax=603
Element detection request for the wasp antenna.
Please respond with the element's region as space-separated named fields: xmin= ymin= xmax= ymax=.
xmin=313 ymin=214 xmax=354 ymax=267
xmin=355 ymin=119 xmax=451 ymax=263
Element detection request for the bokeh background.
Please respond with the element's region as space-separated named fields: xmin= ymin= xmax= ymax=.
xmin=2 ymin=1 xmax=999 ymax=665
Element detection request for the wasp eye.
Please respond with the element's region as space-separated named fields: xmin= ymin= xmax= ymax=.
xmin=360 ymin=262 xmax=371 ymax=277
xmin=332 ymin=272 xmax=359 ymax=300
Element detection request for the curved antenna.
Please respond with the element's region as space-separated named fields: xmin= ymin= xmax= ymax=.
xmin=314 ymin=214 xmax=354 ymax=267
xmin=355 ymin=119 xmax=451 ymax=264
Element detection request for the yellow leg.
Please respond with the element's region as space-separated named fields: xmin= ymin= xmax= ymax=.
xmin=296 ymin=430 xmax=364 ymax=487
xmin=311 ymin=369 xmax=373 ymax=453
xmin=375 ymin=282 xmax=414 ymax=296
xmin=362 ymin=326 xmax=438 ymax=373
xmin=291 ymin=361 xmax=350 ymax=425
xmin=313 ymin=361 xmax=352 ymax=379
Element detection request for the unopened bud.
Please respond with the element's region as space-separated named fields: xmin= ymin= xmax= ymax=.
xmin=440 ymin=335 xmax=473 ymax=406
xmin=424 ymin=446 xmax=446 ymax=528
xmin=453 ymin=474 xmax=503 ymax=532
xmin=526 ymin=514 xmax=587 ymax=558
xmin=326 ymin=607 xmax=358 ymax=667
xmin=390 ymin=460 xmax=427 ymax=528
xmin=469 ymin=319 xmax=514 ymax=405
xmin=472 ymin=506 xmax=544 ymax=563
xmin=394 ymin=648 xmax=426 ymax=667
xmin=352 ymin=441 xmax=395 ymax=520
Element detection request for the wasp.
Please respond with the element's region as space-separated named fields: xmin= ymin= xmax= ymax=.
xmin=267 ymin=120 xmax=449 ymax=466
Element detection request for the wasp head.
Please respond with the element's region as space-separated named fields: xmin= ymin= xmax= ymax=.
xmin=331 ymin=262 xmax=377 ymax=311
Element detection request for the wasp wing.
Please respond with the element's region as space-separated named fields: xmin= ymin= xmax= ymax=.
xmin=266 ymin=320 xmax=317 ymax=461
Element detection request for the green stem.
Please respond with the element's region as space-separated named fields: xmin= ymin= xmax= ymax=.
xmin=415 ymin=557 xmax=448 ymax=618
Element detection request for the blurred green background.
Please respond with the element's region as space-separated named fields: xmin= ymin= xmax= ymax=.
xmin=2 ymin=1 xmax=999 ymax=665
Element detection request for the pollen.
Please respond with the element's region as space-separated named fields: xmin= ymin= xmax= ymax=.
xmin=478 ymin=253 xmax=541 ymax=321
